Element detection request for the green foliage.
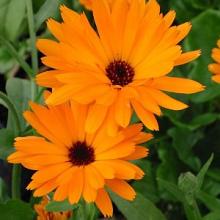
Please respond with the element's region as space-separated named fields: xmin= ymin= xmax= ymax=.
xmin=186 ymin=9 xmax=220 ymax=102
xmin=45 ymin=199 xmax=78 ymax=212
xmin=111 ymin=192 xmax=166 ymax=220
xmin=0 ymin=199 xmax=34 ymax=220
xmin=0 ymin=0 xmax=26 ymax=42
xmin=0 ymin=0 xmax=220 ymax=219
xmin=158 ymin=155 xmax=214 ymax=220
xmin=6 ymin=78 xmax=32 ymax=131
xmin=0 ymin=128 xmax=14 ymax=159
xmin=34 ymin=0 xmax=65 ymax=31
xmin=0 ymin=178 xmax=9 ymax=203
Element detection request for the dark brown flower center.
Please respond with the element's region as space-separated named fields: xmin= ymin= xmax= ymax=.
xmin=68 ymin=141 xmax=95 ymax=166
xmin=106 ymin=60 xmax=135 ymax=86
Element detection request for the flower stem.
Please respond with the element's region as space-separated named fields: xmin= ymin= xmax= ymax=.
xmin=12 ymin=165 xmax=21 ymax=199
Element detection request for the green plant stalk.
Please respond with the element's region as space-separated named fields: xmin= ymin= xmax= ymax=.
xmin=26 ymin=0 xmax=39 ymax=100
xmin=192 ymin=199 xmax=202 ymax=220
xmin=26 ymin=0 xmax=38 ymax=74
xmin=12 ymin=165 xmax=21 ymax=199
xmin=0 ymin=92 xmax=21 ymax=199
xmin=0 ymin=36 xmax=33 ymax=79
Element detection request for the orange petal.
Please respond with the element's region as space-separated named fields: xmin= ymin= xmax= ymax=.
xmin=85 ymin=165 xmax=104 ymax=189
xmin=131 ymin=100 xmax=159 ymax=131
xmin=100 ymin=160 xmax=136 ymax=180
xmin=175 ymin=50 xmax=201 ymax=66
xmin=46 ymin=84 xmax=89 ymax=105
xmin=114 ymin=91 xmax=132 ymax=128
xmin=33 ymin=178 xmax=58 ymax=197
xmin=95 ymin=188 xmax=113 ymax=217
xmin=135 ymin=86 xmax=162 ymax=115
xmin=85 ymin=104 xmax=108 ymax=133
xmin=46 ymin=18 xmax=63 ymax=41
xmin=209 ymin=63 xmax=220 ymax=75
xmin=123 ymin=146 xmax=149 ymax=160
xmin=92 ymin=162 xmax=115 ymax=179
xmin=146 ymin=88 xmax=188 ymax=110
xmin=83 ymin=169 xmax=97 ymax=202
xmin=68 ymin=168 xmax=84 ymax=204
xmin=212 ymin=75 xmax=220 ymax=83
xmin=36 ymin=39 xmax=60 ymax=56
xmin=96 ymin=142 xmax=135 ymax=160
xmin=53 ymin=182 xmax=69 ymax=201
xmin=36 ymin=70 xmax=63 ymax=88
xmin=151 ymin=76 xmax=204 ymax=94
xmin=31 ymin=162 xmax=72 ymax=184
xmin=106 ymin=179 xmax=136 ymax=201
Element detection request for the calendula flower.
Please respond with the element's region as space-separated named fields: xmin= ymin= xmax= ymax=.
xmin=35 ymin=196 xmax=72 ymax=220
xmin=209 ymin=39 xmax=220 ymax=83
xmin=7 ymin=97 xmax=151 ymax=217
xmin=36 ymin=0 xmax=204 ymax=134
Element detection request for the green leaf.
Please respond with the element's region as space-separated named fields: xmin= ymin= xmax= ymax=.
xmin=156 ymin=141 xmax=181 ymax=201
xmin=0 ymin=128 xmax=14 ymax=160
xmin=0 ymin=199 xmax=34 ymax=220
xmin=0 ymin=45 xmax=15 ymax=74
xmin=6 ymin=78 xmax=32 ymax=131
xmin=0 ymin=36 xmax=33 ymax=78
xmin=0 ymin=0 xmax=25 ymax=41
xmin=185 ymin=9 xmax=220 ymax=103
xmin=166 ymin=112 xmax=219 ymax=131
xmin=168 ymin=127 xmax=202 ymax=170
xmin=189 ymin=113 xmax=219 ymax=130
xmin=111 ymin=192 xmax=167 ymax=220
xmin=0 ymin=91 xmax=21 ymax=135
xmin=197 ymin=190 xmax=220 ymax=212
xmin=157 ymin=142 xmax=179 ymax=182
xmin=0 ymin=0 xmax=10 ymax=34
xmin=4 ymin=0 xmax=26 ymax=42
xmin=169 ymin=0 xmax=200 ymax=22
xmin=157 ymin=178 xmax=185 ymax=202
xmin=35 ymin=0 xmax=65 ymax=30
xmin=74 ymin=201 xmax=98 ymax=220
xmin=203 ymin=212 xmax=220 ymax=220
xmin=197 ymin=154 xmax=214 ymax=189
xmin=133 ymin=160 xmax=159 ymax=203
xmin=207 ymin=168 xmax=220 ymax=182
xmin=45 ymin=199 xmax=78 ymax=212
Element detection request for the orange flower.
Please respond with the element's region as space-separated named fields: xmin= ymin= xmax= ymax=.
xmin=7 ymin=99 xmax=151 ymax=217
xmin=35 ymin=196 xmax=72 ymax=220
xmin=209 ymin=39 xmax=220 ymax=83
xmin=80 ymin=0 xmax=113 ymax=10
xmin=36 ymin=0 xmax=204 ymax=134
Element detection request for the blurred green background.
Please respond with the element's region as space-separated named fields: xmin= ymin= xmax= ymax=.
xmin=1 ymin=0 xmax=220 ymax=219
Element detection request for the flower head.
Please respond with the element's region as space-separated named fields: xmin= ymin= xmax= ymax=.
xmin=209 ymin=39 xmax=220 ymax=83
xmin=8 ymin=97 xmax=151 ymax=217
xmin=36 ymin=0 xmax=204 ymax=134
xmin=34 ymin=196 xmax=72 ymax=220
